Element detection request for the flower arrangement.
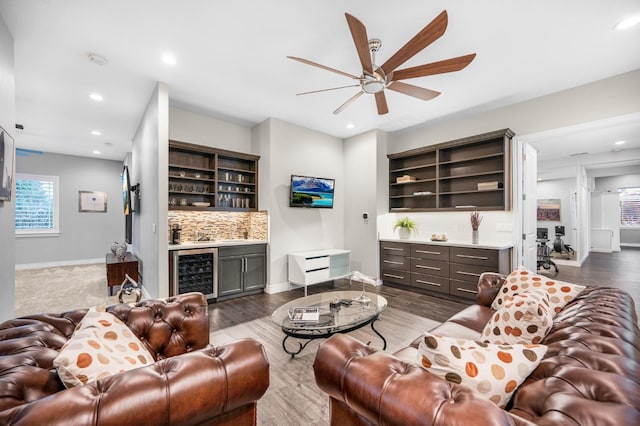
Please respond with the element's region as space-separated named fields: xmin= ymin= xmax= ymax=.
xmin=470 ymin=210 xmax=483 ymax=231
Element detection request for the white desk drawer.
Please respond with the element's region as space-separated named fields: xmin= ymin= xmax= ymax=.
xmin=305 ymin=267 xmax=330 ymax=284
xmin=305 ymin=256 xmax=330 ymax=271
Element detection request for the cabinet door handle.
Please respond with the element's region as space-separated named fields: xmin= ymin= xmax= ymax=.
xmin=416 ymin=265 xmax=441 ymax=271
xmin=456 ymin=287 xmax=478 ymax=294
xmin=242 ymin=258 xmax=247 ymax=272
xmin=383 ymin=260 xmax=404 ymax=265
xmin=383 ymin=247 xmax=404 ymax=251
xmin=416 ymin=250 xmax=440 ymax=255
xmin=456 ymin=254 xmax=489 ymax=260
xmin=383 ymin=273 xmax=404 ymax=279
xmin=415 ymin=279 xmax=441 ymax=287
xmin=456 ymin=271 xmax=481 ymax=277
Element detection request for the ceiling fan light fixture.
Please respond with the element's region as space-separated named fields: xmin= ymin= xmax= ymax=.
xmin=362 ymin=80 xmax=385 ymax=94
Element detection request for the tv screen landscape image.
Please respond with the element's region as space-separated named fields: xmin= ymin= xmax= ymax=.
xmin=290 ymin=175 xmax=335 ymax=208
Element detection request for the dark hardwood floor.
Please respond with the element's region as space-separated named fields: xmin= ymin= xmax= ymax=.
xmin=209 ymin=247 xmax=640 ymax=330
xmin=208 ymin=280 xmax=471 ymax=330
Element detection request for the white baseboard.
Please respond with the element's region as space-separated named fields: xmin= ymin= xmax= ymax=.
xmin=16 ymin=258 xmax=104 ymax=270
xmin=265 ymin=281 xmax=290 ymax=294
xmin=621 ymin=243 xmax=640 ymax=248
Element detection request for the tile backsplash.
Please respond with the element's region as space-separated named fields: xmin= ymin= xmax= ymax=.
xmin=168 ymin=211 xmax=268 ymax=243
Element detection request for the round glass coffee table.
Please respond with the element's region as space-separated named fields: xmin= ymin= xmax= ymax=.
xmin=271 ymin=290 xmax=388 ymax=357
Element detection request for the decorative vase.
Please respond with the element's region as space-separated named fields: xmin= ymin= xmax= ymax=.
xmin=110 ymin=241 xmax=128 ymax=260
xmin=472 ymin=230 xmax=479 ymax=244
xmin=398 ymin=228 xmax=410 ymax=239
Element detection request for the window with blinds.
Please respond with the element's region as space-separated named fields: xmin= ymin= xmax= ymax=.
xmin=15 ymin=173 xmax=59 ymax=235
xmin=620 ymin=187 xmax=640 ymax=226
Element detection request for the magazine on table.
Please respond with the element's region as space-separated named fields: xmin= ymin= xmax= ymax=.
xmin=287 ymin=306 xmax=320 ymax=322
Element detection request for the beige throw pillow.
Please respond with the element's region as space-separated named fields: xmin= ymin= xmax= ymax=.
xmin=417 ymin=332 xmax=548 ymax=408
xmin=481 ymin=290 xmax=553 ymax=345
xmin=54 ymin=307 xmax=154 ymax=387
xmin=491 ymin=267 xmax=585 ymax=316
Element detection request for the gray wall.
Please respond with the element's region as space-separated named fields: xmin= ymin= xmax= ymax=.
xmin=15 ymin=152 xmax=124 ymax=265
xmin=254 ymin=118 xmax=345 ymax=290
xmin=169 ymin=106 xmax=252 ymax=153
xmin=392 ymin=69 xmax=640 ymax=154
xmin=343 ymin=130 xmax=383 ymax=277
xmin=596 ymin=174 xmax=640 ymax=246
xmin=0 ymin=15 xmax=15 ymax=321
xmin=131 ymin=83 xmax=169 ymax=298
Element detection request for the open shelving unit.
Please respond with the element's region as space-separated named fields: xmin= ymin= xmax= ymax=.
xmin=169 ymin=140 xmax=259 ymax=211
xmin=388 ymin=129 xmax=513 ymax=212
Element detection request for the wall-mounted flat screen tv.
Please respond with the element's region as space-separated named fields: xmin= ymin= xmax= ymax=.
xmin=290 ymin=175 xmax=335 ymax=208
xmin=122 ymin=165 xmax=132 ymax=215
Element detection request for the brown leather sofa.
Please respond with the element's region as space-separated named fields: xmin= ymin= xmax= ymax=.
xmin=0 ymin=292 xmax=269 ymax=425
xmin=314 ymin=273 xmax=640 ymax=425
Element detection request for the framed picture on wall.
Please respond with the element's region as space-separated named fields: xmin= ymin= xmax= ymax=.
xmin=79 ymin=191 xmax=107 ymax=212
xmin=537 ymin=199 xmax=561 ymax=221
xmin=0 ymin=126 xmax=15 ymax=201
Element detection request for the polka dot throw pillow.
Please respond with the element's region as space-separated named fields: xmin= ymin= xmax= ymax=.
xmin=417 ymin=332 xmax=548 ymax=408
xmin=54 ymin=307 xmax=154 ymax=388
xmin=481 ymin=290 xmax=553 ymax=345
xmin=491 ymin=267 xmax=585 ymax=316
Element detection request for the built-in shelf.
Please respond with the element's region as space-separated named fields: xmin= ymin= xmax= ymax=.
xmin=169 ymin=140 xmax=260 ymax=211
xmin=388 ymin=129 xmax=513 ymax=212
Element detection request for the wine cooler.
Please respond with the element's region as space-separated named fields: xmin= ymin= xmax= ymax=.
xmin=171 ymin=248 xmax=218 ymax=300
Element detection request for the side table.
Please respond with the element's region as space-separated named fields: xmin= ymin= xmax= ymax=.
xmin=105 ymin=252 xmax=139 ymax=296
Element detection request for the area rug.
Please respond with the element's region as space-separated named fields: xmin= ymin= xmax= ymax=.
xmin=210 ymin=307 xmax=440 ymax=425
xmin=15 ymin=263 xmax=118 ymax=317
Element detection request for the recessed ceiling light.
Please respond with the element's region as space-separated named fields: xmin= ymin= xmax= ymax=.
xmin=91 ymin=130 xmax=101 ymax=136
xmin=614 ymin=140 xmax=626 ymax=145
xmin=346 ymin=123 xmax=355 ymax=129
xmin=614 ymin=15 xmax=640 ymax=30
xmin=161 ymin=53 xmax=177 ymax=65
xmin=87 ymin=52 xmax=108 ymax=66
xmin=104 ymin=142 xmax=113 ymax=146
xmin=92 ymin=150 xmax=101 ymax=155
xmin=89 ymin=93 xmax=103 ymax=101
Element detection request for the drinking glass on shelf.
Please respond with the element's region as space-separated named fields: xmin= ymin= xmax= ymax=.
xmin=169 ymin=198 xmax=177 ymax=206
xmin=203 ymin=184 xmax=210 ymax=193
xmin=179 ymin=171 xmax=186 ymax=177
xmin=180 ymin=199 xmax=187 ymax=206
xmin=174 ymin=183 xmax=182 ymax=192
xmin=196 ymin=184 xmax=204 ymax=193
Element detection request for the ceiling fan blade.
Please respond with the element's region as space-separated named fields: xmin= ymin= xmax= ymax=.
xmin=380 ymin=10 xmax=448 ymax=74
xmin=287 ymin=56 xmax=360 ymax=79
xmin=387 ymin=81 xmax=440 ymax=100
xmin=345 ymin=13 xmax=373 ymax=75
xmin=375 ymin=92 xmax=389 ymax=115
xmin=296 ymin=84 xmax=361 ymax=95
xmin=333 ymin=91 xmax=364 ymax=114
xmin=390 ymin=54 xmax=477 ymax=81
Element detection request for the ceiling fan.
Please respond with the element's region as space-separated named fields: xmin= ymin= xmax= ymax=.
xmin=288 ymin=10 xmax=476 ymax=115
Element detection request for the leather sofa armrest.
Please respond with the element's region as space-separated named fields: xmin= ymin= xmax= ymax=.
xmin=0 ymin=339 xmax=269 ymax=426
xmin=313 ymin=334 xmax=524 ymax=426
xmin=477 ymin=272 xmax=507 ymax=307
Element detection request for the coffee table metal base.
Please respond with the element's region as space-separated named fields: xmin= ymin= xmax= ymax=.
xmin=281 ymin=315 xmax=386 ymax=357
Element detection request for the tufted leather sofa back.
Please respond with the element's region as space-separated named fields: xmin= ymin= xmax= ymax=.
xmin=0 ymin=292 xmax=209 ymax=413
xmin=509 ymin=286 xmax=640 ymax=424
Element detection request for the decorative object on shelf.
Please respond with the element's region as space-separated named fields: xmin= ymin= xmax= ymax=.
xmin=110 ymin=241 xmax=128 ymax=260
xmin=79 ymin=190 xmax=107 ymax=212
xmin=430 ymin=233 xmax=448 ymax=242
xmin=349 ymin=271 xmax=377 ymax=304
xmin=393 ymin=217 xmax=417 ymax=239
xmin=471 ymin=210 xmax=482 ymax=244
xmin=396 ymin=175 xmax=416 ymax=184
xmin=117 ymin=274 xmax=142 ymax=304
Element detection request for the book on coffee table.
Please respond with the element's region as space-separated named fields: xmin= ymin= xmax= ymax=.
xmin=288 ymin=307 xmax=320 ymax=322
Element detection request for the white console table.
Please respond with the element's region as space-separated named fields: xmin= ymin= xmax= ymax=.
xmin=288 ymin=249 xmax=351 ymax=296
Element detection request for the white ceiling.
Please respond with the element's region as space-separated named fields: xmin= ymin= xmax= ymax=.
xmin=1 ymin=0 xmax=639 ymax=163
